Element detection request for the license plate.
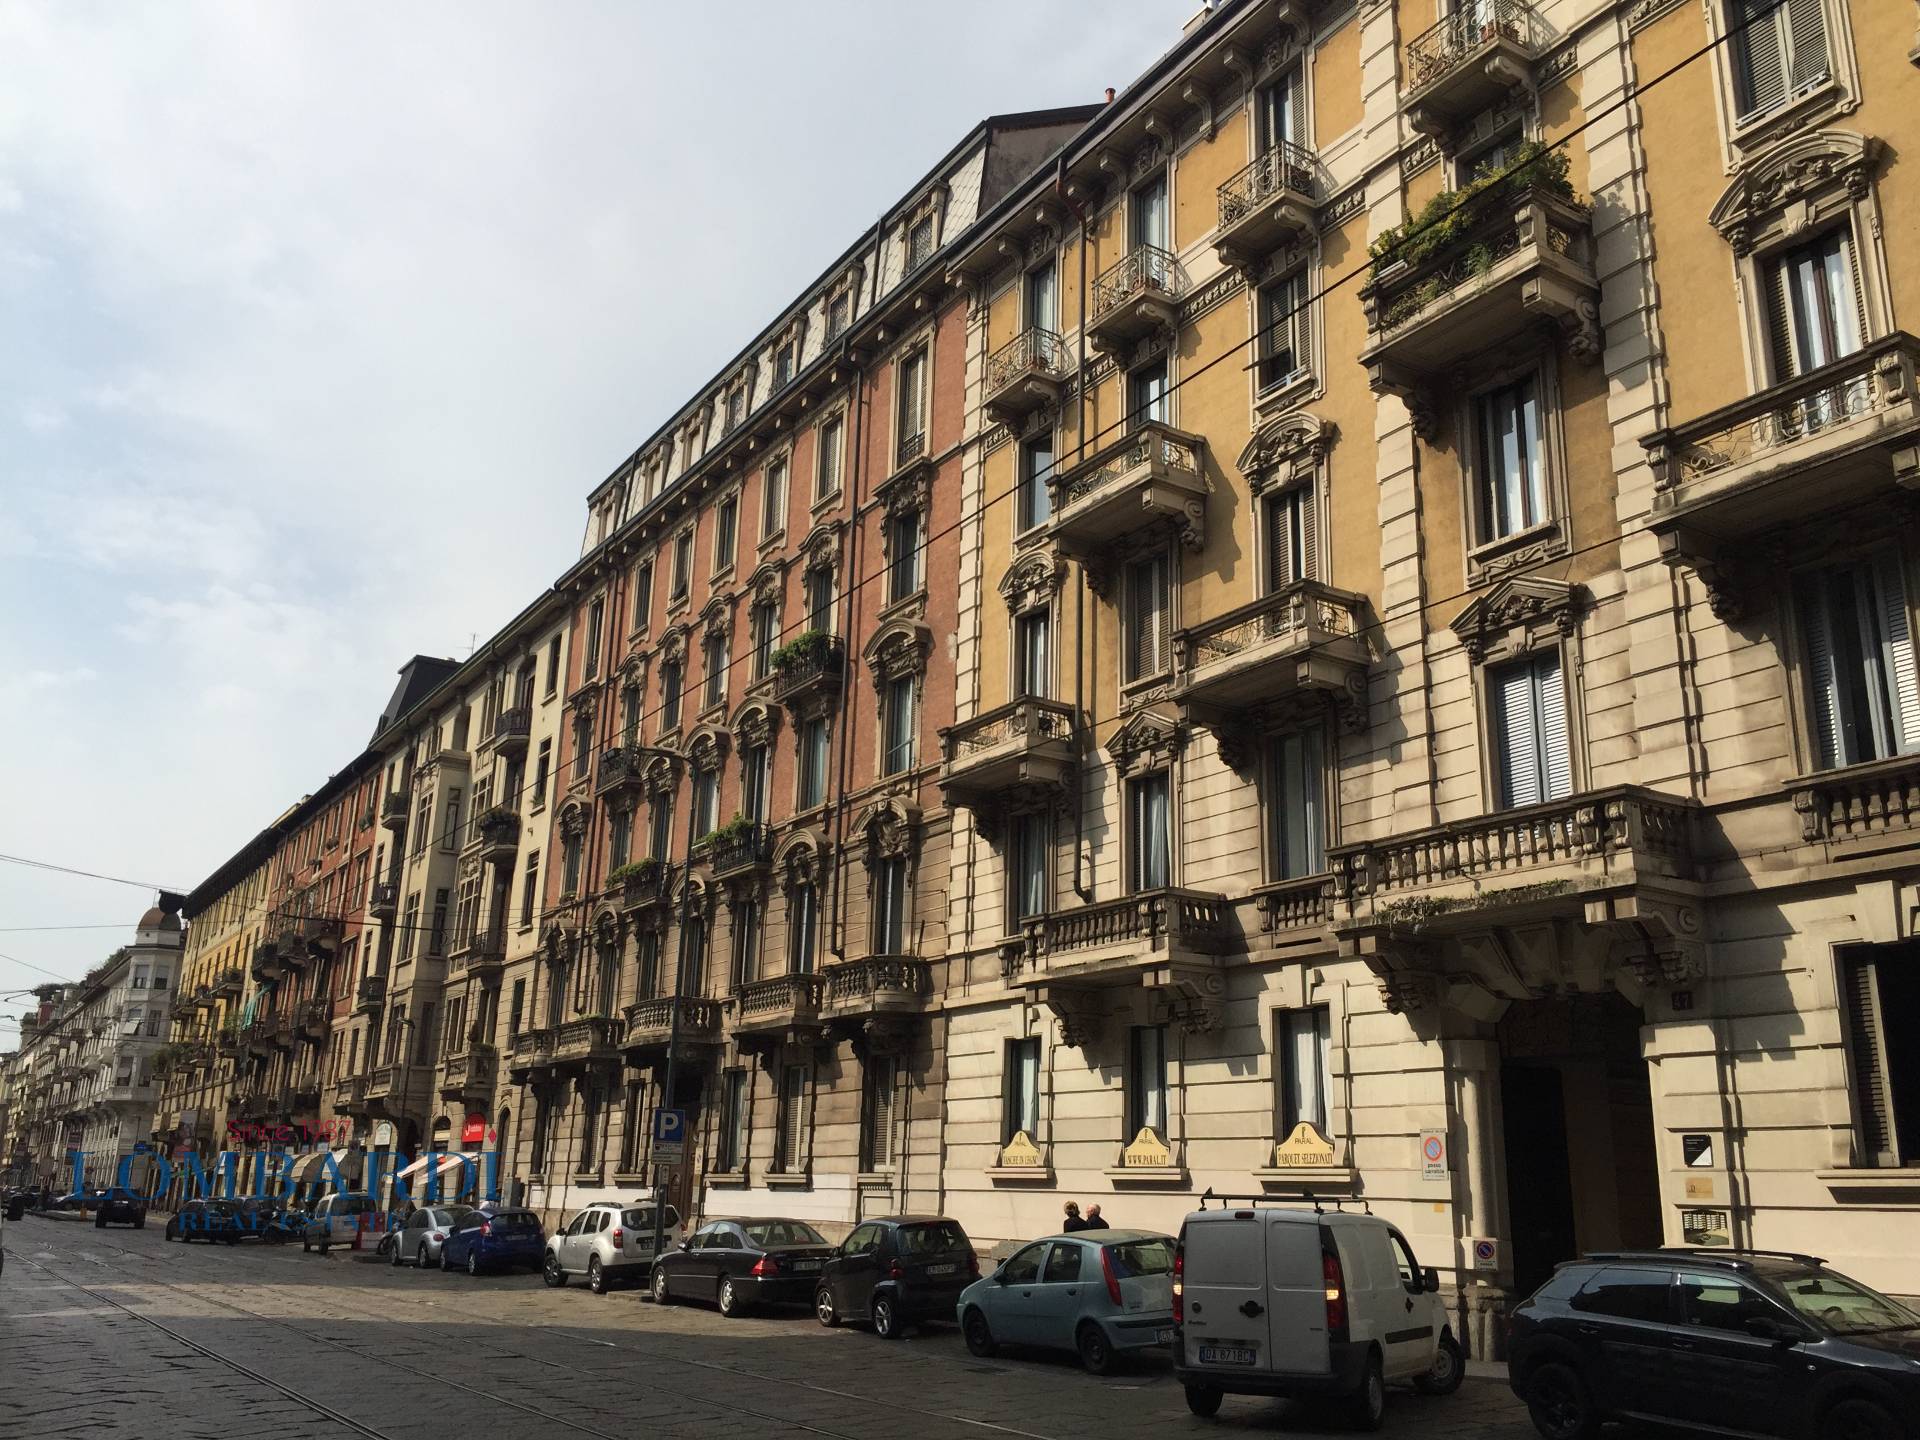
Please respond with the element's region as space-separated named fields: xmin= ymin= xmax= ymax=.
xmin=1156 ymin=1328 xmax=1173 ymax=1345
xmin=793 ymin=1260 xmax=821 ymax=1272
xmin=926 ymin=1263 xmax=956 ymax=1276
xmin=1199 ymin=1344 xmax=1257 ymax=1366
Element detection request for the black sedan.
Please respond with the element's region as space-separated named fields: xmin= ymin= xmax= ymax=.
xmin=165 ymin=1198 xmax=247 ymax=1243
xmin=94 ymin=1187 xmax=148 ymax=1228
xmin=650 ymin=1218 xmax=837 ymax=1317
xmin=1509 ymin=1248 xmax=1920 ymax=1440
xmin=814 ymin=1215 xmax=979 ymax=1339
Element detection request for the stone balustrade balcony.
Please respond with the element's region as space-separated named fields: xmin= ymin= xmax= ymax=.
xmin=620 ymin=996 xmax=724 ymax=1057
xmin=732 ymin=973 xmax=826 ymax=1043
xmin=1174 ymin=581 xmax=1371 ymax=731
xmin=1047 ymin=421 xmax=1207 ymax=559
xmin=939 ymin=698 xmax=1078 ymax=813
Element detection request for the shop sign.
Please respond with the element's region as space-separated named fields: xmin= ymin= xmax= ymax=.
xmin=998 ymin=1131 xmax=1044 ymax=1167
xmin=461 ymin=1113 xmax=489 ymax=1146
xmin=1121 ymin=1128 xmax=1171 ymax=1168
xmin=1271 ymin=1122 xmax=1337 ymax=1168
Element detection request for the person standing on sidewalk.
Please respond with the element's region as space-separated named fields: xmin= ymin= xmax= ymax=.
xmin=1083 ymin=1203 xmax=1109 ymax=1231
xmin=1061 ymin=1200 xmax=1088 ymax=1233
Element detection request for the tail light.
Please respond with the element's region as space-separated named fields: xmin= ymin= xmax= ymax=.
xmin=611 ymin=1227 xmax=623 ymax=1246
xmin=889 ymin=1260 xmax=905 ymax=1281
xmin=751 ymin=1255 xmax=780 ymax=1277
xmin=1100 ymin=1247 xmax=1123 ymax=1307
xmin=1323 ymin=1250 xmax=1348 ymax=1339
xmin=1172 ymin=1246 xmax=1184 ymax=1324
xmin=968 ymin=1253 xmax=980 ymax=1277
xmin=480 ymin=1220 xmax=492 ymax=1237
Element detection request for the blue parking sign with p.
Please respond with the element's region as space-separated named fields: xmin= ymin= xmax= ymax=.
xmin=653 ymin=1109 xmax=688 ymax=1145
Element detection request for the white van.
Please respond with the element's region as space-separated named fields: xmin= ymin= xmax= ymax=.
xmin=301 ymin=1191 xmax=374 ymax=1253
xmin=1174 ymin=1199 xmax=1463 ymax=1428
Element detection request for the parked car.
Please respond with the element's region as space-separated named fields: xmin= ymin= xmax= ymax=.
xmin=1508 ymin=1248 xmax=1920 ymax=1440
xmin=94 ymin=1187 xmax=148 ymax=1229
xmin=1174 ymin=1199 xmax=1461 ymax=1428
xmin=389 ymin=1205 xmax=475 ymax=1269
xmin=544 ymin=1201 xmax=684 ymax=1293
xmin=301 ymin=1191 xmax=374 ymax=1253
xmin=53 ymin=1190 xmax=94 ymax=1212
xmin=440 ymin=1206 xmax=546 ymax=1275
xmin=958 ymin=1229 xmax=1175 ymax=1374
xmin=166 ymin=1198 xmax=247 ymax=1243
xmin=814 ymin=1215 xmax=980 ymax=1339
xmin=651 ymin=1217 xmax=836 ymax=1316
xmin=234 ymin=1197 xmax=302 ymax=1243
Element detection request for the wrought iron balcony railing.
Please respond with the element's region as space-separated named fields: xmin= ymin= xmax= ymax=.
xmin=380 ymin=792 xmax=410 ymax=831
xmin=491 ymin=705 xmax=531 ymax=754
xmin=1403 ymin=0 xmax=1544 ymax=137
xmin=1215 ymin=142 xmax=1320 ymax=269
xmin=770 ymin=635 xmax=846 ymax=707
xmin=708 ymin=825 xmax=774 ymax=878
xmin=984 ymin=327 xmax=1069 ymax=425
xmin=1087 ymin=245 xmax=1184 ymax=353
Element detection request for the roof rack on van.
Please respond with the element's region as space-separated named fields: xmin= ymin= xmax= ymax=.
xmin=1196 ymin=1188 xmax=1371 ymax=1216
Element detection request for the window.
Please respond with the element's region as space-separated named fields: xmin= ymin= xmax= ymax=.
xmin=730 ymin=898 xmax=760 ymax=990
xmin=887 ymin=508 xmax=922 ymax=603
xmin=649 ymin=794 xmax=674 ymax=861
xmin=882 ymin=674 xmax=916 ymax=775
xmin=532 ymin=740 xmax=551 ymax=808
xmin=632 ymin=560 xmax=652 ymax=632
xmin=402 ymin=892 xmax=422 ymax=959
xmin=572 ymin=713 xmax=592 ymax=779
xmin=723 ymin=387 xmax=745 ymax=434
xmin=1025 ymin=258 xmax=1058 ymax=332
xmin=1128 ymin=772 xmax=1171 ymax=892
xmin=1127 ymin=1024 xmax=1168 ymax=1138
xmin=1490 ymin=650 xmax=1573 ymax=809
xmin=635 ymin=927 xmax=661 ymax=998
xmin=862 ymin=1057 xmax=897 ymax=1170
xmin=562 ymin=833 xmax=582 ymax=897
xmin=608 ymin=809 xmax=631 ymax=871
xmin=1729 ymin=0 xmax=1830 ymax=126
xmin=826 ymin=292 xmax=850 ymax=340
xmin=1766 ymin=229 xmax=1865 ymax=389
xmin=1798 ymin=554 xmax=1920 ymax=770
xmin=1257 ymin=270 xmax=1312 ymax=393
xmin=545 ymin=636 xmax=561 ymax=696
xmin=679 ymin=913 xmax=707 ymax=995
xmin=661 ymin=661 xmax=682 ymax=731
xmin=693 ymin=767 xmax=719 ymax=837
xmin=762 ymin=458 xmax=788 ymax=539
xmin=1009 ymin=812 xmax=1048 ymax=923
xmin=584 ymin=598 xmax=604 ymax=679
xmin=1018 ymin=434 xmax=1054 ymax=532
xmin=1572 ymin=1267 xmax=1676 ymax=1323
xmin=1267 ymin=730 xmax=1326 ymax=880
xmin=896 ymin=347 xmax=928 ymax=463
xmin=703 ymin=632 xmax=727 ymax=708
xmin=578 ymin=1085 xmax=601 ymax=1169
xmin=717 ymin=1070 xmax=748 ymax=1171
xmin=715 ymin=495 xmax=738 ymax=570
xmin=519 ymin=853 xmax=539 ymax=929
xmin=620 ymin=684 xmax=641 ymax=744
xmin=773 ymin=337 xmax=796 ymax=389
xmin=750 ymin=602 xmax=777 ymax=680
xmin=1257 ymin=65 xmax=1302 ymax=150
xmin=816 ymin=416 xmax=843 ymax=498
xmin=618 ymin=1082 xmax=643 ymax=1172
xmin=1003 ymin=1036 xmax=1040 ymax=1143
xmin=1264 ymin=483 xmax=1317 ymax=591
xmin=1000 ymin=1243 xmax=1046 ymax=1286
xmin=798 ymin=715 xmax=829 ymax=809
xmin=1042 ymin=1244 xmax=1086 ymax=1284
xmin=1475 ymin=377 xmax=1547 ymax=542
xmin=873 ymin=856 xmax=907 ymax=953
xmin=671 ymin=530 xmax=693 ymax=601
xmin=775 ymin=1064 xmax=807 ymax=1172
xmin=429 ymin=889 xmax=449 ymax=957
xmin=1840 ymin=943 xmax=1920 ymax=1166
xmin=1015 ymin=610 xmax=1052 ymax=700
xmin=804 ymin=565 xmax=834 ymax=634
xmin=739 ymin=744 xmax=770 ymax=823
xmin=906 ymin=213 xmax=935 ymax=269
xmin=1131 ymin=173 xmax=1168 ymax=251
xmin=442 ymin=789 xmax=462 ymax=851
xmin=1124 ymin=551 xmax=1171 ymax=681
xmin=1275 ymin=1006 xmax=1333 ymax=1135
xmin=788 ymin=883 xmax=818 ymax=974
xmin=1127 ymin=358 xmax=1169 ymax=430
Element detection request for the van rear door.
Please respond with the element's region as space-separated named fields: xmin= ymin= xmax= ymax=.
xmin=1180 ymin=1211 xmax=1274 ymax=1374
xmin=1264 ymin=1215 xmax=1332 ymax=1375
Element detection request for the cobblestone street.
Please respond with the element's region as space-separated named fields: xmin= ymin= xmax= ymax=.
xmin=0 ymin=1215 xmax=1537 ymax=1440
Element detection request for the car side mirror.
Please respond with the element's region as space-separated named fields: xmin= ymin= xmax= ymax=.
xmin=679 ymin=1239 xmax=693 ymax=1252
xmin=1744 ymin=1316 xmax=1806 ymax=1344
xmin=1422 ymin=1266 xmax=1440 ymax=1293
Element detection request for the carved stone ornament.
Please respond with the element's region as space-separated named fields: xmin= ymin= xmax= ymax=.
xmin=999 ymin=549 xmax=1068 ymax=617
xmin=643 ymin=752 xmax=681 ymax=795
xmin=1709 ymin=131 xmax=1881 ymax=258
xmin=862 ymin=619 xmax=933 ymax=691
xmin=1157 ymin=966 xmax=1226 ymax=1035
xmin=801 ymin=519 xmax=842 ymax=577
xmin=686 ymin=723 xmax=730 ymax=773
xmin=1238 ymin=411 xmax=1335 ymax=499
xmin=557 ymin=801 xmax=588 ymax=840
xmin=877 ymin=461 xmax=932 ymax=520
xmin=730 ymin=697 xmax=782 ymax=751
xmin=674 ymin=875 xmax=715 ymax=922
xmin=749 ymin=560 xmax=787 ymax=610
xmin=1041 ymin=987 xmax=1104 ymax=1048
xmin=658 ymin=625 xmax=689 ymax=667
xmin=857 ymin=797 xmax=921 ymax=866
xmin=1105 ymin=708 xmax=1186 ymax=777
xmin=776 ymin=831 xmax=826 ymax=893
xmin=1449 ymin=575 xmax=1584 ymax=663
xmin=700 ymin=594 xmax=734 ymax=644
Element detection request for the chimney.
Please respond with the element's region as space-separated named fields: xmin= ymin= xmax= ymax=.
xmin=1183 ymin=2 xmax=1214 ymax=37
xmin=1105 ymin=87 xmax=1116 ymax=103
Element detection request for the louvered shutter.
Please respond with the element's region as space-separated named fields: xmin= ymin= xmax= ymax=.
xmin=1783 ymin=0 xmax=1830 ymax=92
xmin=1290 ymin=69 xmax=1306 ymax=149
xmin=1289 ymin=270 xmax=1313 ymax=382
xmin=1266 ymin=493 xmax=1297 ymax=590
xmin=781 ymin=1065 xmax=806 ymax=1172
xmin=1766 ymin=253 xmax=1800 ymax=384
xmin=1536 ymin=653 xmax=1574 ymax=801
xmin=1732 ymin=0 xmax=1786 ymax=121
xmin=868 ymin=1060 xmax=896 ymax=1169
xmin=1797 ymin=572 xmax=1843 ymax=769
xmin=1842 ymin=957 xmax=1899 ymax=1166
xmin=1494 ymin=661 xmax=1541 ymax=808
xmin=1872 ymin=552 xmax=1920 ymax=753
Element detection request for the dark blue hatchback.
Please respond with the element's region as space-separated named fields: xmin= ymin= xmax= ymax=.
xmin=440 ymin=1206 xmax=545 ymax=1275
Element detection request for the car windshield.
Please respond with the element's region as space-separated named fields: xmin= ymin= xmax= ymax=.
xmin=745 ymin=1220 xmax=827 ymax=1247
xmin=1105 ymin=1238 xmax=1174 ymax=1277
xmin=490 ymin=1211 xmax=538 ymax=1228
xmin=1766 ymin=1266 xmax=1920 ymax=1335
xmin=896 ymin=1221 xmax=968 ymax=1256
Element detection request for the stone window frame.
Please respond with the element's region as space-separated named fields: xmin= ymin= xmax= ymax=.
xmin=1247 ymin=249 xmax=1325 ymax=420
xmin=864 ymin=619 xmax=934 ymax=783
xmin=1449 ymin=576 xmax=1589 ymax=814
xmin=709 ymin=484 xmax=743 ymax=584
xmin=900 ymin=183 xmax=949 ymax=273
xmin=1238 ymin=411 xmax=1335 ymax=598
xmin=823 ymin=265 xmax=864 ymax=342
xmin=1106 ymin=710 xmax=1187 ymax=893
xmin=1701 ymin=0 xmax=1862 ymax=169
xmin=758 ymin=445 xmax=794 ymax=551
xmin=875 ymin=456 xmax=932 ymax=620
xmin=855 ymin=797 xmax=922 ymax=956
xmin=1707 ymin=131 xmax=1893 ymax=396
xmin=812 ymin=404 xmax=850 ymax=509
xmin=999 ymin=550 xmax=1068 ymax=703
xmin=768 ymin=316 xmax=808 ymax=393
xmin=1454 ymin=346 xmax=1574 ymax=588
xmin=887 ymin=322 xmax=938 ymax=477
xmin=698 ymin=593 xmax=735 ymax=719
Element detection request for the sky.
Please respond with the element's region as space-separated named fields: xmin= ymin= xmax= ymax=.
xmin=0 ymin=0 xmax=1185 ymax=1039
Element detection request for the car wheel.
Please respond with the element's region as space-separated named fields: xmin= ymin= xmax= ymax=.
xmin=134 ymin=1217 xmax=146 ymax=1230
xmin=467 ymin=1251 xmax=480 ymax=1277
xmin=1523 ymin=1361 xmax=1597 ymax=1440
xmin=543 ymin=1254 xmax=567 ymax=1288
xmin=1414 ymin=1333 xmax=1465 ymax=1396
xmin=95 ymin=1214 xmax=105 ymax=1228
xmin=718 ymin=1276 xmax=743 ymax=1317
xmin=814 ymin=1288 xmax=839 ymax=1327
xmin=1076 ymin=1321 xmax=1116 ymax=1375
xmin=871 ymin=1294 xmax=901 ymax=1340
xmin=1821 ymin=1397 xmax=1904 ymax=1440
xmin=962 ymin=1308 xmax=995 ymax=1358
xmin=588 ymin=1257 xmax=607 ymax=1295
xmin=1347 ymin=1352 xmax=1385 ymax=1432
xmin=651 ymin=1266 xmax=672 ymax=1304
xmin=390 ymin=1238 xmax=404 ymax=1266
xmin=1184 ymin=1384 xmax=1224 ymax=1419
xmin=437 ymin=1244 xmax=451 ymax=1272
xmin=167 ymin=1223 xmax=179 ymax=1242
xmin=317 ymin=1241 xmax=330 ymax=1254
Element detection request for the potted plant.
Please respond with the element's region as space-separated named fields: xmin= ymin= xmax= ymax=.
xmin=770 ymin=628 xmax=830 ymax=674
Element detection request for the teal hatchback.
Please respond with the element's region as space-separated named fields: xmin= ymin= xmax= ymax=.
xmin=958 ymin=1230 xmax=1176 ymax=1374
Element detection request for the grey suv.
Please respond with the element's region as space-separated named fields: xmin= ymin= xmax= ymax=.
xmin=543 ymin=1201 xmax=683 ymax=1294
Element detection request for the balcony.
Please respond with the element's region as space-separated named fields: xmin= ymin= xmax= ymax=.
xmin=492 ymin=705 xmax=531 ymax=757
xmin=334 ymin=1075 xmax=368 ymax=1111
xmin=1358 ymin=185 xmax=1597 ymax=437
xmin=1644 ymin=333 xmax=1920 ymax=613
xmin=451 ymin=926 xmax=506 ymax=979
xmin=365 ymin=1064 xmax=400 ymax=1101
xmin=369 ymin=882 xmax=399 ymax=921
xmin=770 ymin=633 xmax=846 ymax=710
xmin=298 ymin=999 xmax=330 ymax=1041
xmin=242 ymin=1020 xmax=278 ymax=1058
xmin=249 ymin=940 xmax=280 ymax=983
xmin=1401 ymin=0 xmax=1545 ymax=143
xmin=473 ymin=805 xmax=522 ymax=866
xmin=439 ymin=1046 xmax=497 ymax=1102
xmin=1214 ymin=143 xmax=1320 ymax=273
xmin=549 ymin=1016 xmax=621 ymax=1069
xmin=289 ymin=1083 xmax=320 ymax=1113
xmin=215 ymin=1029 xmax=245 ymax=1062
xmin=984 ymin=327 xmax=1070 ymax=428
xmin=707 ymin=824 xmax=773 ymax=879
xmin=506 ymin=1026 xmax=554 ymax=1082
xmin=597 ymin=744 xmax=648 ymax=798
xmin=210 ymin=966 xmax=243 ymax=999
xmin=1047 ymin=421 xmax=1208 ymax=559
xmin=380 ymin=792 xmax=409 ymax=833
xmin=823 ymin=956 xmax=933 ymax=1021
xmin=1173 ymin=582 xmax=1371 ymax=729
xmin=191 ymin=984 xmax=218 ymax=1011
xmin=355 ymin=975 xmax=387 ymax=1014
xmin=620 ymin=996 xmax=724 ymax=1057
xmin=294 ymin=910 xmax=342 ymax=953
xmin=1329 ymin=786 xmax=1702 ymax=1011
xmin=614 ymin=861 xmax=675 ymax=912
xmin=1086 ymin=245 xmax=1184 ymax=356
xmin=940 ymin=699 xmax=1078 ymax=812
xmin=732 ymin=973 xmax=826 ymax=1045
xmin=1791 ymin=754 xmax=1920 ymax=857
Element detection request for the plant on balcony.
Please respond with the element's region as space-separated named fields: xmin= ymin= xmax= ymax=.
xmin=1366 ymin=141 xmax=1574 ymax=277
xmin=608 ymin=857 xmax=661 ymax=886
xmin=770 ymin=629 xmax=830 ymax=674
xmin=699 ymin=813 xmax=758 ymax=851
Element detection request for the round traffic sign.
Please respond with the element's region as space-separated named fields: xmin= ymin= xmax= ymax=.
xmin=1423 ymin=1135 xmax=1444 ymax=1163
xmin=1473 ymin=1239 xmax=1496 ymax=1263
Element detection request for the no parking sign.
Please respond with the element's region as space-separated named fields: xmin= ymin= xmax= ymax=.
xmin=1420 ymin=1129 xmax=1448 ymax=1179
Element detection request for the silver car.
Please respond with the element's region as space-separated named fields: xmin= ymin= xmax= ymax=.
xmin=543 ymin=1200 xmax=683 ymax=1294
xmin=390 ymin=1205 xmax=476 ymax=1269
xmin=956 ymin=1230 xmax=1176 ymax=1373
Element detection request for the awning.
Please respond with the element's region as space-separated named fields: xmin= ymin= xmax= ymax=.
xmin=394 ymin=1153 xmax=438 ymax=1181
xmin=287 ymin=1151 xmax=333 ymax=1184
xmin=435 ymin=1152 xmax=482 ymax=1177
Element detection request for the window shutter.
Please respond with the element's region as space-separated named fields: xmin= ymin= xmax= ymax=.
xmin=1829 ymin=228 xmax=1867 ymax=359
xmin=1872 ymin=552 xmax=1920 ymax=753
xmin=1289 ymin=69 xmax=1306 ymax=148
xmin=869 ymin=1062 xmax=895 ymax=1168
xmin=1536 ymin=653 xmax=1573 ymax=800
xmin=1290 ymin=271 xmax=1313 ymax=379
xmin=1782 ymin=0 xmax=1829 ymax=92
xmin=782 ymin=1067 xmax=806 ymax=1171
xmin=1796 ymin=573 xmax=1843 ymax=769
xmin=1765 ymin=253 xmax=1800 ymax=382
xmin=1266 ymin=493 xmax=1296 ymax=590
xmin=1842 ymin=957 xmax=1898 ymax=1166
xmin=1494 ymin=661 xmax=1541 ymax=808
xmin=1732 ymin=0 xmax=1786 ymax=120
